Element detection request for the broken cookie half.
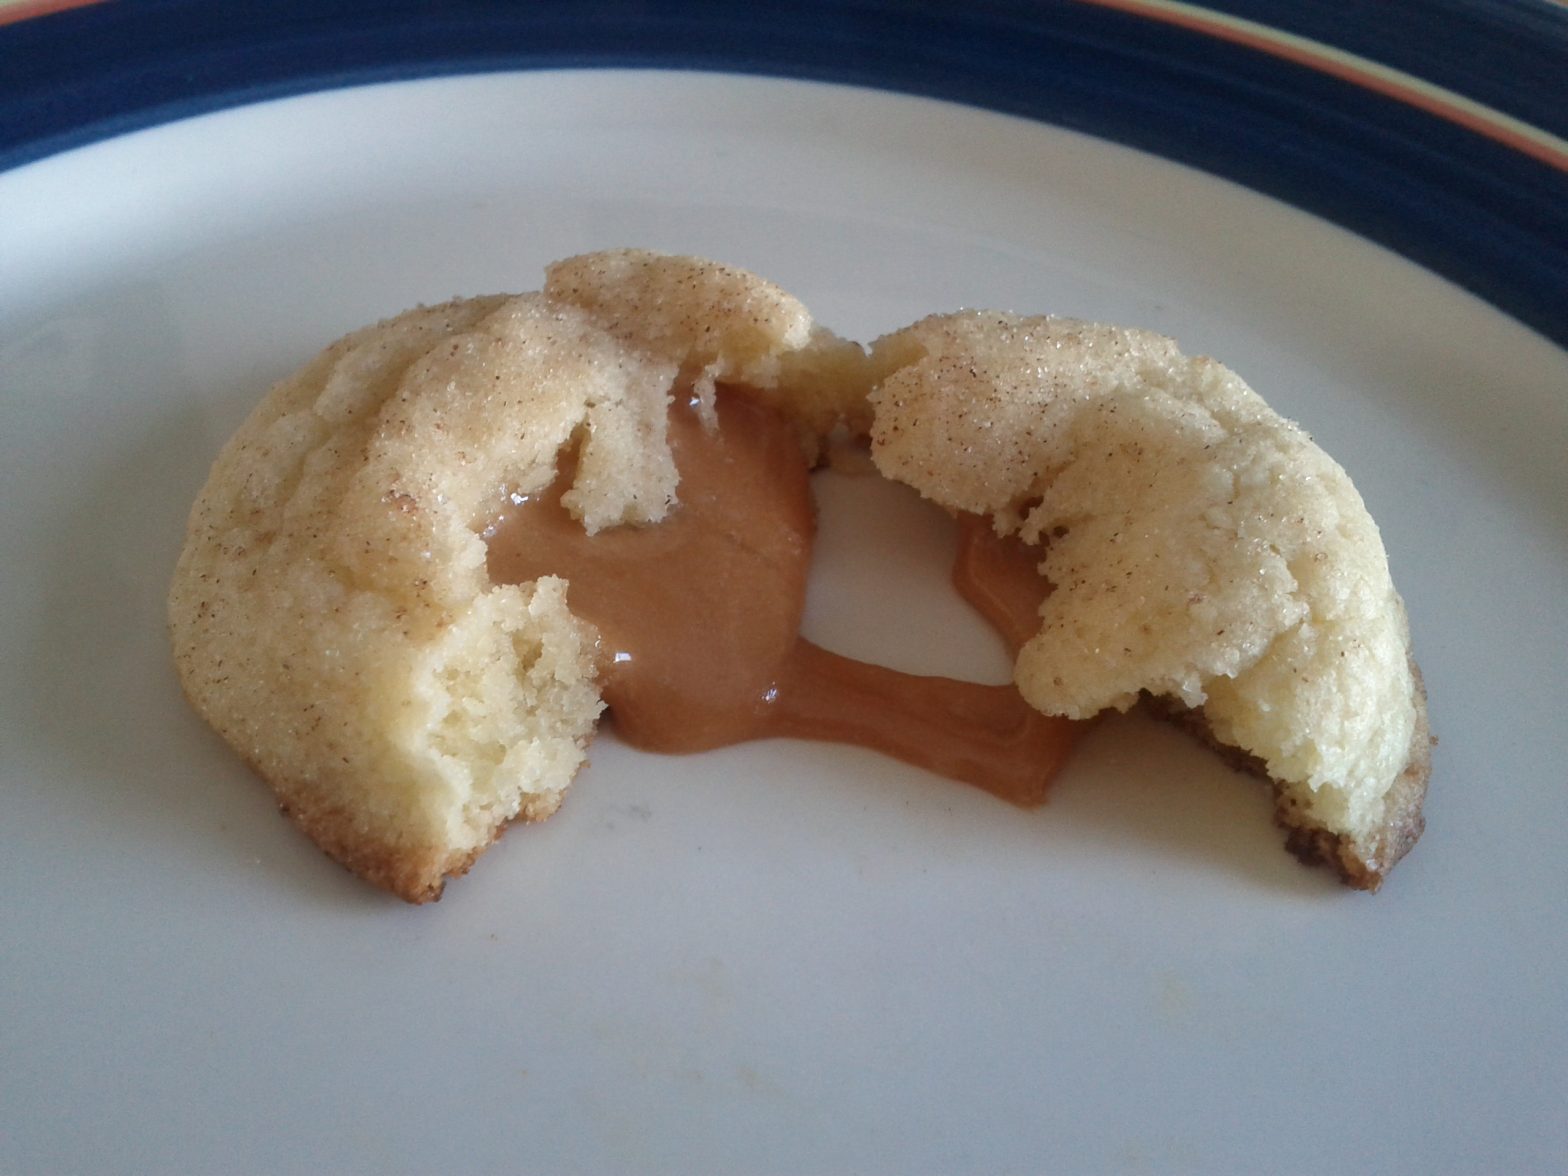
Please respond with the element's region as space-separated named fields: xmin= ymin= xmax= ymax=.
xmin=169 ymin=249 xmax=1429 ymax=901
xmin=168 ymin=252 xmax=868 ymax=901
xmin=866 ymin=311 xmax=1430 ymax=887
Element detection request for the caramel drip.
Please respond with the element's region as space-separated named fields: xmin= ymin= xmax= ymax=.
xmin=951 ymin=513 xmax=1053 ymax=655
xmin=485 ymin=391 xmax=1078 ymax=806
xmin=760 ymin=643 xmax=1072 ymax=807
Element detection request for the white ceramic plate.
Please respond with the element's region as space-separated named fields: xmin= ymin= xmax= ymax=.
xmin=3 ymin=69 xmax=1566 ymax=1173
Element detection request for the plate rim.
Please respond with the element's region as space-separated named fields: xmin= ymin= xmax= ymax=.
xmin=1 ymin=0 xmax=1565 ymax=349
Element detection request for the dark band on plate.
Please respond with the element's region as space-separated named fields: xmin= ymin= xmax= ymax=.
xmin=0 ymin=0 xmax=1564 ymax=346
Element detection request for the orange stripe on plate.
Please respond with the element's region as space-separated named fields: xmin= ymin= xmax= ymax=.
xmin=1078 ymin=0 xmax=1568 ymax=172
xmin=0 ymin=0 xmax=103 ymax=27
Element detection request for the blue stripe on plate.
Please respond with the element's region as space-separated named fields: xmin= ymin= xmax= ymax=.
xmin=1 ymin=0 xmax=1564 ymax=347
xmin=1187 ymin=0 xmax=1568 ymax=140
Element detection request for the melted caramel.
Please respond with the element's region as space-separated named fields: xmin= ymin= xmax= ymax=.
xmin=488 ymin=392 xmax=813 ymax=752
xmin=761 ymin=642 xmax=1073 ymax=807
xmin=486 ymin=391 xmax=1078 ymax=806
xmin=951 ymin=513 xmax=1053 ymax=655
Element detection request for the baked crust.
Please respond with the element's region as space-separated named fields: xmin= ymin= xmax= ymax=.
xmin=1145 ymin=656 xmax=1431 ymax=889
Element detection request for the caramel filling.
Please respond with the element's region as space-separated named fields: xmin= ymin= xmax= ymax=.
xmin=486 ymin=391 xmax=1077 ymax=806
xmin=951 ymin=513 xmax=1056 ymax=655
